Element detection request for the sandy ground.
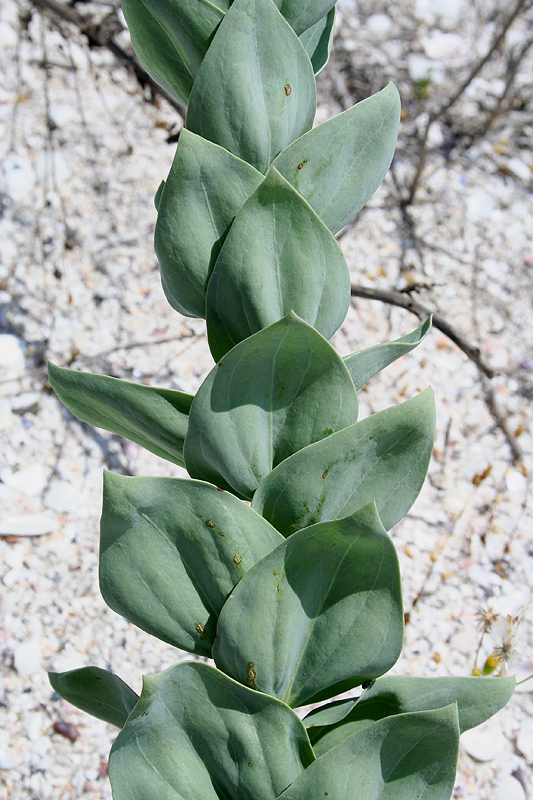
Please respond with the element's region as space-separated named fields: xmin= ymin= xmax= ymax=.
xmin=1 ymin=0 xmax=532 ymax=798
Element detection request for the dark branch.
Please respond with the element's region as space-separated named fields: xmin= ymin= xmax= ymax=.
xmin=351 ymin=283 xmax=524 ymax=464
xmin=350 ymin=283 xmax=496 ymax=379
xmin=405 ymin=0 xmax=532 ymax=206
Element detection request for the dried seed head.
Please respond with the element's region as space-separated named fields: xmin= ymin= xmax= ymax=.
xmin=475 ymin=604 xmax=498 ymax=633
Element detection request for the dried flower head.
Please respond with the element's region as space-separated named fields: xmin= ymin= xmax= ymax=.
xmin=490 ymin=609 xmax=524 ymax=673
xmin=475 ymin=604 xmax=498 ymax=633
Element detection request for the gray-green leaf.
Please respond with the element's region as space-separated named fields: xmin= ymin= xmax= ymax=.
xmin=273 ymin=83 xmax=401 ymax=234
xmin=344 ymin=317 xmax=432 ymax=390
xmin=121 ymin=0 xmax=228 ymax=107
xmin=279 ymin=705 xmax=460 ymax=800
xmin=299 ymin=8 xmax=336 ymax=74
xmin=155 ymin=129 xmax=263 ymax=318
xmin=305 ymin=675 xmax=516 ymax=756
xmin=109 ymin=662 xmax=315 ymax=800
xmin=184 ymin=313 xmax=358 ymax=499
xmin=154 ymin=179 xmax=165 ymax=211
xmin=213 ymin=503 xmax=403 ymax=708
xmin=273 ymin=0 xmax=336 ymax=35
xmin=49 ymin=666 xmax=138 ymax=728
xmin=99 ymin=472 xmax=283 ymax=655
xmin=205 ymin=169 xmax=350 ymax=362
xmin=253 ymin=388 xmax=436 ymax=534
xmin=186 ymin=0 xmax=316 ymax=173
xmin=48 ymin=362 xmax=192 ymax=467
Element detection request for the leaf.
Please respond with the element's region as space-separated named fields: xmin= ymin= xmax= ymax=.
xmin=279 ymin=705 xmax=460 ymax=800
xmin=299 ymin=8 xmax=336 ymax=75
xmin=48 ymin=362 xmax=192 ymax=467
xmin=343 ymin=317 xmax=432 ymax=390
xmin=109 ymin=661 xmax=315 ymax=800
xmin=186 ymin=0 xmax=316 ymax=173
xmin=213 ymin=502 xmax=403 ymax=708
xmin=49 ymin=667 xmax=139 ymax=728
xmin=155 ymin=130 xmax=263 ymax=318
xmin=306 ymin=675 xmax=517 ymax=756
xmin=121 ymin=0 xmax=228 ymax=107
xmin=253 ymin=388 xmax=436 ymax=535
xmin=273 ymin=83 xmax=401 ymax=234
xmin=184 ymin=314 xmax=358 ymax=499
xmin=205 ymin=169 xmax=350 ymax=362
xmin=99 ymin=472 xmax=283 ymax=655
xmin=273 ymin=0 xmax=336 ymax=35
xmin=154 ymin=179 xmax=165 ymax=211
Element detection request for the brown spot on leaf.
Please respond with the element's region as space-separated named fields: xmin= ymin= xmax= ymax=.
xmin=206 ymin=519 xmax=215 ymax=528
xmin=195 ymin=623 xmax=206 ymax=638
xmin=246 ymin=662 xmax=256 ymax=688
xmin=284 ymin=84 xmax=292 ymax=96
xmin=233 ymin=554 xmax=242 ymax=564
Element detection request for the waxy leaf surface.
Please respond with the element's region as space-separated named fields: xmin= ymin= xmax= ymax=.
xmin=206 ymin=169 xmax=350 ymax=361
xmin=273 ymin=0 xmax=336 ymax=35
xmin=99 ymin=473 xmax=283 ymax=655
xmin=49 ymin=667 xmax=138 ymax=728
xmin=185 ymin=314 xmax=358 ymax=498
xmin=121 ymin=0 xmax=228 ymax=106
xmin=109 ymin=662 xmax=315 ymax=800
xmin=214 ymin=503 xmax=403 ymax=707
xmin=299 ymin=8 xmax=335 ymax=74
xmin=279 ymin=705 xmax=460 ymax=800
xmin=48 ymin=362 xmax=192 ymax=467
xmin=155 ymin=130 xmax=263 ymax=318
xmin=187 ymin=0 xmax=316 ymax=173
xmin=305 ymin=675 xmax=516 ymax=755
xmin=273 ymin=83 xmax=401 ymax=233
xmin=253 ymin=388 xmax=435 ymax=534
xmin=344 ymin=317 xmax=432 ymax=390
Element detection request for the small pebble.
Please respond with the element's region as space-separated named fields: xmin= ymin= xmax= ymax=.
xmin=53 ymin=721 xmax=80 ymax=742
xmin=461 ymin=718 xmax=507 ymax=762
xmin=1 ymin=156 xmax=35 ymax=202
xmin=44 ymin=480 xmax=79 ymax=513
xmin=366 ymin=14 xmax=392 ymax=33
xmin=516 ymin=720 xmax=533 ymax=764
xmin=13 ymin=638 xmax=42 ymax=676
xmin=0 ymin=464 xmax=48 ymax=496
xmin=0 ymin=334 xmax=26 ymax=369
xmin=493 ymin=775 xmax=526 ymax=800
xmin=0 ymin=513 xmax=58 ymax=536
xmin=466 ymin=192 xmax=496 ymax=223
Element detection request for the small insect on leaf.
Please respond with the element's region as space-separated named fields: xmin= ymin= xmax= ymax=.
xmin=284 ymin=84 xmax=292 ymax=96
xmin=206 ymin=519 xmax=215 ymax=528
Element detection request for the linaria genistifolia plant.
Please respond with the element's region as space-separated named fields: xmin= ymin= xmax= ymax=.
xmin=48 ymin=1 xmax=515 ymax=797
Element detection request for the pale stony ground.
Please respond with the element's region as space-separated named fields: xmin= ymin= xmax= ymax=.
xmin=0 ymin=0 xmax=532 ymax=798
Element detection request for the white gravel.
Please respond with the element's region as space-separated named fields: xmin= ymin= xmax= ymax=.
xmin=1 ymin=0 xmax=532 ymax=798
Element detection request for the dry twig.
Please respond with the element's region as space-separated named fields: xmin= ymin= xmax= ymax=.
xmin=405 ymin=0 xmax=532 ymax=206
xmin=350 ymin=283 xmax=495 ymax=378
xmin=29 ymin=0 xmax=186 ymax=118
xmin=350 ymin=283 xmax=525 ymax=465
